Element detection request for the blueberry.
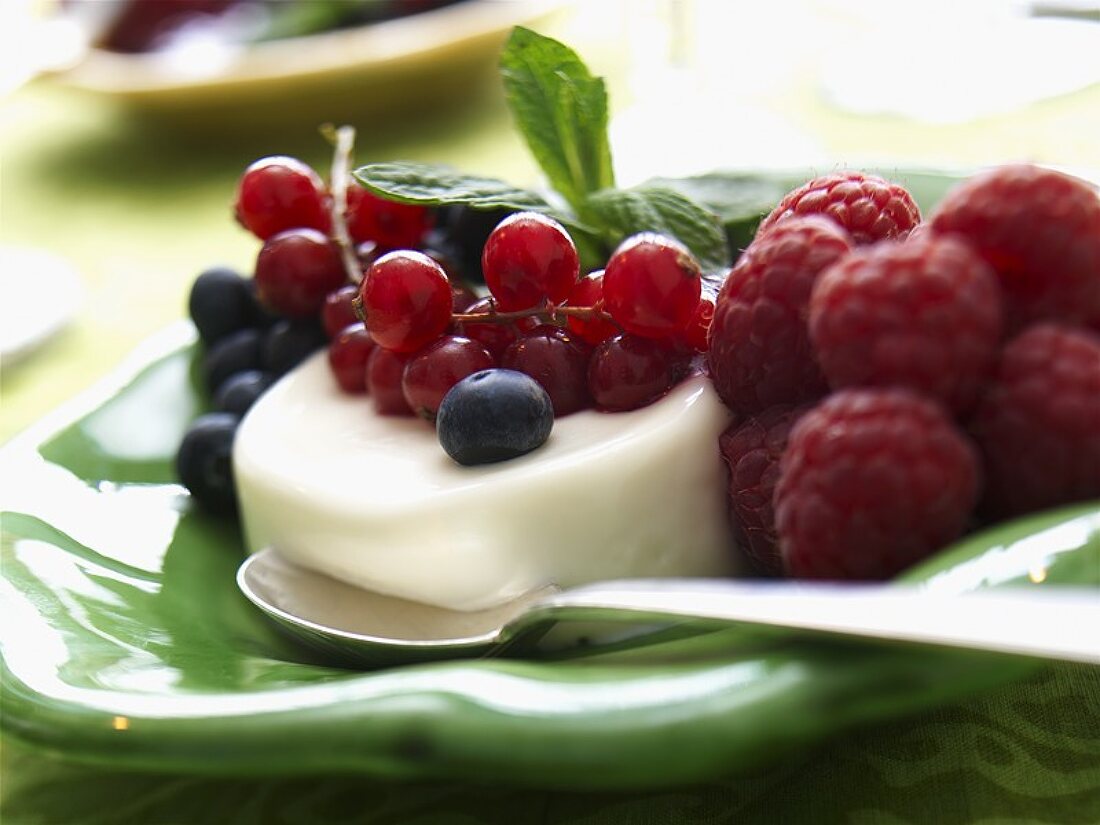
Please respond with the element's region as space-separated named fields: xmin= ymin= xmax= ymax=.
xmin=213 ymin=370 xmax=273 ymax=417
xmin=175 ymin=413 xmax=239 ymax=515
xmin=203 ymin=328 xmax=263 ymax=394
xmin=441 ymin=206 xmax=514 ymax=283
xmin=188 ymin=267 xmax=259 ymax=345
xmin=436 ymin=369 xmax=553 ymax=465
xmin=262 ymin=319 xmax=327 ymax=377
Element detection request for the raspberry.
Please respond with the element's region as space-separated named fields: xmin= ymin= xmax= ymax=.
xmin=929 ymin=165 xmax=1100 ymax=331
xmin=718 ymin=404 xmax=809 ymax=575
xmin=809 ymin=236 xmax=1003 ymax=415
xmin=970 ymin=324 xmax=1100 ymax=518
xmin=708 ymin=216 xmax=852 ymax=417
xmin=775 ymin=389 xmax=980 ymax=580
xmin=756 ymin=172 xmax=921 ymax=245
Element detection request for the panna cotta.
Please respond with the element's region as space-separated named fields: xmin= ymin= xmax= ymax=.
xmin=234 ymin=354 xmax=740 ymax=611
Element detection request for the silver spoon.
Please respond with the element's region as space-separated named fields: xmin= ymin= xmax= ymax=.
xmin=237 ymin=548 xmax=1100 ymax=666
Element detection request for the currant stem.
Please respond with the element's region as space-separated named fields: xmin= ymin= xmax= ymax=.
xmin=453 ymin=305 xmax=616 ymax=325
xmin=328 ymin=124 xmax=362 ymax=286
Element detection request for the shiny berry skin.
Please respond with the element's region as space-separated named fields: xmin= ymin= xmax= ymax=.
xmin=719 ymin=404 xmax=810 ymax=576
xmin=366 ymin=346 xmax=415 ymax=415
xmin=929 ymin=164 xmax=1100 ymax=331
xmin=346 ymin=183 xmax=433 ymax=249
xmin=254 ymin=229 xmax=347 ymax=319
xmin=776 ymin=389 xmax=980 ymax=580
xmin=213 ymin=370 xmax=273 ymax=417
xmin=454 ymin=296 xmax=522 ymax=360
xmin=327 ymin=323 xmax=376 ymax=394
xmin=359 ymin=250 xmax=453 ymax=353
xmin=188 ymin=267 xmax=257 ymax=345
xmin=971 ymin=324 xmax=1100 ymax=518
xmin=261 ymin=319 xmax=326 ymax=377
xmin=203 ymin=328 xmax=262 ymax=394
xmin=681 ymin=296 xmax=715 ymax=352
xmin=587 ymin=335 xmax=689 ymax=412
xmin=481 ymin=212 xmax=580 ymax=311
xmin=603 ymin=233 xmax=702 ymax=339
xmin=436 ymin=369 xmax=554 ymax=465
xmin=810 ymin=235 xmax=1002 ymax=415
xmin=709 ymin=216 xmax=852 ymax=417
xmin=565 ymin=271 xmax=619 ymax=346
xmin=234 ymin=156 xmax=331 ymax=241
xmin=451 ymin=283 xmax=479 ymax=314
xmin=322 ymin=285 xmax=361 ymax=339
xmin=502 ymin=325 xmax=591 ymax=416
xmin=401 ymin=335 xmax=494 ymax=421
xmin=756 ymin=171 xmax=921 ymax=246
xmin=176 ymin=413 xmax=239 ymax=515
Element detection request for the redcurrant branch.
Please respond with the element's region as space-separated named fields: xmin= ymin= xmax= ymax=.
xmin=327 ymin=124 xmax=363 ymax=287
xmin=452 ymin=304 xmax=617 ymax=326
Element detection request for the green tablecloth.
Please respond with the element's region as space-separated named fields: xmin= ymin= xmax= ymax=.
xmin=3 ymin=21 xmax=1100 ymax=822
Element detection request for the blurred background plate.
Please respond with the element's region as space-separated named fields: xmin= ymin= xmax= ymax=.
xmin=50 ymin=0 xmax=565 ymax=129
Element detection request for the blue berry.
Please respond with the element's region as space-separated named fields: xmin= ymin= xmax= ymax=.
xmin=176 ymin=413 xmax=239 ymax=515
xmin=262 ymin=319 xmax=326 ymax=377
xmin=213 ymin=370 xmax=273 ymax=416
xmin=203 ymin=328 xmax=263 ymax=394
xmin=188 ymin=267 xmax=258 ymax=345
xmin=436 ymin=369 xmax=554 ymax=466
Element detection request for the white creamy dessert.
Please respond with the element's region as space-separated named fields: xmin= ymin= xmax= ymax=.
xmin=234 ymin=354 xmax=740 ymax=611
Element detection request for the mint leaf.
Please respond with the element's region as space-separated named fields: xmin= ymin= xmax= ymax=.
xmin=646 ymin=171 xmax=801 ymax=252
xmin=584 ymin=185 xmax=731 ymax=271
xmin=352 ymin=161 xmax=553 ymax=212
xmin=499 ymin=27 xmax=614 ymax=213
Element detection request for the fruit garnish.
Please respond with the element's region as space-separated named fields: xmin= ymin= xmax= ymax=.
xmin=436 ymin=369 xmax=554 ymax=465
xmin=754 ymin=171 xmax=921 ymax=245
xmin=775 ymin=389 xmax=980 ymax=579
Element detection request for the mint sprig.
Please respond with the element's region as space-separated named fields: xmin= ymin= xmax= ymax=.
xmin=353 ymin=27 xmax=781 ymax=274
xmin=585 ymin=185 xmax=730 ymax=271
xmin=499 ymin=26 xmax=614 ymax=214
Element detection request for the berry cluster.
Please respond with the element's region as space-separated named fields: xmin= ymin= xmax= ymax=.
xmin=179 ymin=147 xmax=716 ymax=509
xmin=355 ymin=214 xmax=709 ymax=430
xmin=179 ymin=153 xmax=436 ymax=512
xmin=710 ymin=166 xmax=1100 ymax=581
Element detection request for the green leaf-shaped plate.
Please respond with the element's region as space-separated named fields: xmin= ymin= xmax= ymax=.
xmin=2 ymin=171 xmax=1099 ymax=790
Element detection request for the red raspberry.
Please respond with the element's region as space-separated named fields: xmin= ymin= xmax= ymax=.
xmin=809 ymin=236 xmax=1003 ymax=415
xmin=718 ymin=404 xmax=809 ymax=576
xmin=970 ymin=324 xmax=1100 ymax=518
xmin=776 ymin=389 xmax=980 ymax=580
xmin=708 ymin=216 xmax=852 ymax=417
xmin=756 ymin=172 xmax=921 ymax=245
xmin=929 ymin=165 xmax=1100 ymax=331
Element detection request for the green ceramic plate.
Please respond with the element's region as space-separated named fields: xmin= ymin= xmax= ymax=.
xmin=2 ymin=170 xmax=1099 ymax=790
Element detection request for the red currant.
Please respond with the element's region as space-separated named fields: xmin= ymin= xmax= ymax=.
xmin=401 ymin=335 xmax=495 ymax=421
xmin=454 ymin=296 xmax=521 ymax=360
xmin=322 ymin=285 xmax=361 ymax=339
xmin=681 ymin=296 xmax=715 ymax=352
xmin=359 ymin=251 xmax=452 ymax=353
xmin=327 ymin=323 xmax=375 ymax=394
xmin=347 ymin=183 xmax=433 ymax=249
xmin=565 ymin=270 xmax=619 ymax=346
xmin=254 ymin=228 xmax=347 ymax=318
xmin=481 ymin=212 xmax=579 ymax=311
xmin=502 ymin=325 xmax=591 ymax=416
xmin=603 ymin=233 xmax=702 ymax=339
xmin=234 ymin=156 xmax=331 ymax=240
xmin=366 ymin=346 xmax=415 ymax=415
xmin=588 ymin=334 xmax=689 ymax=411
xmin=451 ymin=283 xmax=479 ymax=314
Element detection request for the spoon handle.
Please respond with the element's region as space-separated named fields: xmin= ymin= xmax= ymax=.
xmin=514 ymin=580 xmax=1100 ymax=664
